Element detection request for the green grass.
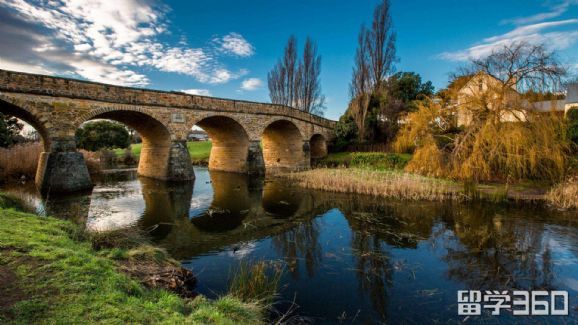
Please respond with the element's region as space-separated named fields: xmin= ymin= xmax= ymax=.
xmin=114 ymin=141 xmax=212 ymax=165
xmin=316 ymin=152 xmax=412 ymax=171
xmin=0 ymin=202 xmax=264 ymax=324
xmin=187 ymin=141 xmax=212 ymax=163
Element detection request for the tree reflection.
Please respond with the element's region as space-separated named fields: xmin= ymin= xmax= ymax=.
xmin=271 ymin=219 xmax=322 ymax=278
xmin=440 ymin=204 xmax=555 ymax=291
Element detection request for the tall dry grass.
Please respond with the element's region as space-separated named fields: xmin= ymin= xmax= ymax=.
xmin=546 ymin=178 xmax=578 ymax=210
xmin=0 ymin=143 xmax=103 ymax=182
xmin=0 ymin=142 xmax=42 ymax=181
xmin=285 ymin=168 xmax=462 ymax=201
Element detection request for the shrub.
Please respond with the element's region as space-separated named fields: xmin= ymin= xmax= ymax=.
xmin=120 ymin=147 xmax=138 ymax=166
xmin=546 ymin=178 xmax=578 ymax=210
xmin=98 ymin=149 xmax=117 ymax=169
xmin=350 ymin=152 xmax=411 ymax=170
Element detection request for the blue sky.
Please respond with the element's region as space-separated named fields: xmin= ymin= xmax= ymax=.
xmin=1 ymin=0 xmax=577 ymax=120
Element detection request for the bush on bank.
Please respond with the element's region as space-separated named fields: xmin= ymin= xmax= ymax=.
xmin=315 ymin=151 xmax=411 ymax=170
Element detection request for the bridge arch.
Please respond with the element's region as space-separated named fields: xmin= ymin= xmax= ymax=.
xmin=193 ymin=115 xmax=251 ymax=173
xmin=262 ymin=119 xmax=308 ymax=171
xmin=79 ymin=108 xmax=174 ymax=179
xmin=309 ymin=133 xmax=328 ymax=159
xmin=0 ymin=99 xmax=51 ymax=150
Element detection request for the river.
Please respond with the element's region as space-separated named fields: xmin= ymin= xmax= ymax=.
xmin=4 ymin=167 xmax=578 ymax=323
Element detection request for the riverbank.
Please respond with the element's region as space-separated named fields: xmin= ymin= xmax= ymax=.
xmin=0 ymin=193 xmax=268 ymax=324
xmin=305 ymin=151 xmax=578 ymax=208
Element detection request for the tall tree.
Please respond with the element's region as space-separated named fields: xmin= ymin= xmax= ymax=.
xmin=268 ymin=36 xmax=297 ymax=107
xmin=297 ymin=37 xmax=325 ymax=115
xmin=348 ymin=0 xmax=397 ymax=141
xmin=268 ymin=36 xmax=325 ymax=115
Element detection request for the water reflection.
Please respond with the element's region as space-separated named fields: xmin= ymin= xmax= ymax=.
xmin=3 ymin=167 xmax=577 ymax=323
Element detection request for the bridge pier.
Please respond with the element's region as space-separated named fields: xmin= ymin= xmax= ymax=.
xmin=167 ymin=140 xmax=195 ymax=181
xmin=247 ymin=140 xmax=265 ymax=174
xmin=36 ymin=138 xmax=93 ymax=195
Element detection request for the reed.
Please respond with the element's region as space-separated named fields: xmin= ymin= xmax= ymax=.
xmin=285 ymin=168 xmax=462 ymax=201
xmin=546 ymin=178 xmax=578 ymax=210
xmin=229 ymin=260 xmax=284 ymax=306
xmin=0 ymin=142 xmax=42 ymax=181
xmin=0 ymin=142 xmax=104 ymax=183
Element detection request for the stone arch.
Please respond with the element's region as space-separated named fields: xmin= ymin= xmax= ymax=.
xmin=193 ymin=115 xmax=251 ymax=173
xmin=309 ymin=133 xmax=328 ymax=159
xmin=0 ymin=98 xmax=51 ymax=151
xmin=80 ymin=108 xmax=173 ymax=179
xmin=262 ymin=119 xmax=308 ymax=171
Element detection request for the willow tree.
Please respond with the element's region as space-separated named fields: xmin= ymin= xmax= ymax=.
xmin=395 ymin=42 xmax=570 ymax=182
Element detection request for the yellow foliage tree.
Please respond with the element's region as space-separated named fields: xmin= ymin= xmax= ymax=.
xmin=395 ymin=42 xmax=570 ymax=182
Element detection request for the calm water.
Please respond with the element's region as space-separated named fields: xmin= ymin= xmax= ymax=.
xmin=6 ymin=167 xmax=578 ymax=323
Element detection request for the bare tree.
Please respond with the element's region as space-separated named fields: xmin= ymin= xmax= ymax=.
xmin=348 ymin=0 xmax=397 ymax=141
xmin=470 ymin=42 xmax=565 ymax=93
xmin=267 ymin=62 xmax=286 ymax=105
xmin=297 ymin=37 xmax=325 ymax=115
xmin=349 ymin=29 xmax=372 ymax=140
xmin=367 ymin=0 xmax=396 ymax=91
xmin=268 ymin=36 xmax=326 ymax=115
xmin=283 ymin=36 xmax=298 ymax=107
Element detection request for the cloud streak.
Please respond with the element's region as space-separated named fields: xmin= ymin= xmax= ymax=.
xmin=0 ymin=0 xmax=255 ymax=86
xmin=502 ymin=0 xmax=578 ymax=25
xmin=440 ymin=19 xmax=578 ymax=61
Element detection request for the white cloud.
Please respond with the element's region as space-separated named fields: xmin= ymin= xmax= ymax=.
xmin=0 ymin=57 xmax=53 ymax=75
xmin=68 ymin=59 xmax=149 ymax=86
xmin=240 ymin=77 xmax=262 ymax=91
xmin=180 ymin=88 xmax=212 ymax=96
xmin=0 ymin=0 xmax=252 ymax=86
xmin=217 ymin=32 xmax=254 ymax=57
xmin=502 ymin=0 xmax=578 ymax=25
xmin=439 ymin=19 xmax=578 ymax=61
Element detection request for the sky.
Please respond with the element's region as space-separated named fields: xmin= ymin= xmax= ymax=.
xmin=1 ymin=0 xmax=578 ymax=121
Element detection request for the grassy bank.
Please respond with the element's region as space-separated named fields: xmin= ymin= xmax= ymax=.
xmin=114 ymin=141 xmax=212 ymax=165
xmin=285 ymin=168 xmax=461 ymax=201
xmin=300 ymin=151 xmax=578 ymax=207
xmin=0 ymin=193 xmax=268 ymax=324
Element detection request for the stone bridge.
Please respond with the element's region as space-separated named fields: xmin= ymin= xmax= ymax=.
xmin=0 ymin=69 xmax=335 ymax=194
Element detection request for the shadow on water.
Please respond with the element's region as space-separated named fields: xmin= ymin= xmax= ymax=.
xmin=3 ymin=167 xmax=577 ymax=323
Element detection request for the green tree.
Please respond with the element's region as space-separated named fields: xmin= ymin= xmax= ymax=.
xmin=0 ymin=113 xmax=23 ymax=148
xmin=76 ymin=120 xmax=130 ymax=151
xmin=333 ymin=115 xmax=359 ymax=151
xmin=388 ymin=72 xmax=434 ymax=104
